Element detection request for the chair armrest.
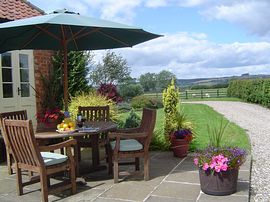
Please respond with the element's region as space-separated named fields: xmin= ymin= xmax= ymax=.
xmin=114 ymin=127 xmax=140 ymax=133
xmin=108 ymin=132 xmax=148 ymax=139
xmin=39 ymin=139 xmax=77 ymax=152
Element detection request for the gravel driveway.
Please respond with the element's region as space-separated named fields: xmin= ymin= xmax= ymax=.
xmin=187 ymin=101 xmax=270 ymax=202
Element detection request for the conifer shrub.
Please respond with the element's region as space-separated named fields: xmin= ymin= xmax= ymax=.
xmin=123 ymin=109 xmax=141 ymax=128
xmin=162 ymin=79 xmax=180 ymax=136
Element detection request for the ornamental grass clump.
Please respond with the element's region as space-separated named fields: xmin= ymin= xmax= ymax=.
xmin=68 ymin=91 xmax=118 ymax=122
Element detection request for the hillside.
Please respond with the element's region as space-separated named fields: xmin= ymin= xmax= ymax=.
xmin=177 ymin=74 xmax=270 ymax=88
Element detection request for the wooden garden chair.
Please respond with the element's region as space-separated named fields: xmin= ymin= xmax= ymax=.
xmin=77 ymin=105 xmax=110 ymax=161
xmin=107 ymin=108 xmax=156 ymax=183
xmin=0 ymin=110 xmax=27 ymax=175
xmin=2 ymin=119 xmax=77 ymax=202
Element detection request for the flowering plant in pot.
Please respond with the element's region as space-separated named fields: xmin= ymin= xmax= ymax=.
xmin=193 ymin=119 xmax=247 ymax=196
xmin=37 ymin=108 xmax=65 ymax=129
xmin=170 ymin=110 xmax=193 ymax=157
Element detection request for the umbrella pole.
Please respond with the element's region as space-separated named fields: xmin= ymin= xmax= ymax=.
xmin=63 ymin=42 xmax=68 ymax=111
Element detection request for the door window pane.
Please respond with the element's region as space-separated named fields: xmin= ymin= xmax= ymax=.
xmin=19 ymin=54 xmax=28 ymax=68
xmin=3 ymin=84 xmax=13 ymax=98
xmin=20 ymin=69 xmax=29 ymax=82
xmin=1 ymin=53 xmax=11 ymax=67
xmin=2 ymin=68 xmax=12 ymax=82
xmin=20 ymin=84 xmax=30 ymax=97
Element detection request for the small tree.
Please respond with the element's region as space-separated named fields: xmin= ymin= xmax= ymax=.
xmin=157 ymin=70 xmax=176 ymax=91
xmin=90 ymin=51 xmax=131 ymax=85
xmin=139 ymin=72 xmax=157 ymax=92
xmin=162 ymin=79 xmax=179 ymax=137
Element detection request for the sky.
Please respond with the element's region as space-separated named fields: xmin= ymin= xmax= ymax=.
xmin=30 ymin=0 xmax=270 ymax=79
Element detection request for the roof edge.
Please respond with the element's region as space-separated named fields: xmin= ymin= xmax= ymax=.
xmin=22 ymin=0 xmax=46 ymax=15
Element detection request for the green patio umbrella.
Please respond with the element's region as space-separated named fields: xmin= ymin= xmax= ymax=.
xmin=0 ymin=9 xmax=161 ymax=111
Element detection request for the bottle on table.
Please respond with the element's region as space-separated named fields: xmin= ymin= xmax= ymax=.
xmin=77 ymin=112 xmax=83 ymax=128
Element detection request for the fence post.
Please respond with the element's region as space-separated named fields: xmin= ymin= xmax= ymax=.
xmin=201 ymin=90 xmax=203 ymax=99
xmin=185 ymin=91 xmax=188 ymax=99
xmin=217 ymin=89 xmax=219 ymax=98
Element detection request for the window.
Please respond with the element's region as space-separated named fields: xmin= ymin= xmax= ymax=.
xmin=1 ymin=53 xmax=13 ymax=98
xmin=19 ymin=54 xmax=30 ymax=97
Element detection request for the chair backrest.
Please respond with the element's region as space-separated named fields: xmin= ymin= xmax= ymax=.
xmin=0 ymin=110 xmax=27 ymax=124
xmin=0 ymin=110 xmax=28 ymax=148
xmin=138 ymin=108 xmax=156 ymax=150
xmin=2 ymin=119 xmax=43 ymax=168
xmin=78 ymin=106 xmax=110 ymax=122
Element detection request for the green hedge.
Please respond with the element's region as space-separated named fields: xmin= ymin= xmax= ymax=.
xmin=227 ymin=79 xmax=270 ymax=107
xmin=131 ymin=95 xmax=163 ymax=109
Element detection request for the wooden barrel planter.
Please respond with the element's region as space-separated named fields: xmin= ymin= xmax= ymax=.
xmin=199 ymin=168 xmax=239 ymax=196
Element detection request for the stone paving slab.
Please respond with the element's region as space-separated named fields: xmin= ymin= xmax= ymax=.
xmin=151 ymin=181 xmax=201 ymax=200
xmin=0 ymin=152 xmax=251 ymax=202
xmin=198 ymin=193 xmax=249 ymax=202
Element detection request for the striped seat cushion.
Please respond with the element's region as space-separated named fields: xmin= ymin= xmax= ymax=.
xmin=110 ymin=139 xmax=143 ymax=151
xmin=41 ymin=152 xmax=68 ymax=166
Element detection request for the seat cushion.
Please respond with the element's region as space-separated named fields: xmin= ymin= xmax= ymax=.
xmin=41 ymin=152 xmax=68 ymax=166
xmin=110 ymin=139 xmax=143 ymax=151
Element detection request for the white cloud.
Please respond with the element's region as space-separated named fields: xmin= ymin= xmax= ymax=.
xmin=31 ymin=0 xmax=270 ymax=79
xmin=93 ymin=32 xmax=270 ymax=78
xmin=145 ymin=0 xmax=168 ymax=8
xmin=82 ymin=0 xmax=142 ymax=24
xmin=201 ymin=0 xmax=270 ymax=37
xmin=176 ymin=0 xmax=211 ymax=7
xmin=33 ymin=0 xmax=270 ymax=37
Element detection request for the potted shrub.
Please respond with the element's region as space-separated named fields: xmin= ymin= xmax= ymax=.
xmin=193 ymin=120 xmax=247 ymax=196
xmin=170 ymin=110 xmax=193 ymax=157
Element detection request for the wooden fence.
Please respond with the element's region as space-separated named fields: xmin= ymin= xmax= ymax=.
xmin=145 ymin=88 xmax=228 ymax=100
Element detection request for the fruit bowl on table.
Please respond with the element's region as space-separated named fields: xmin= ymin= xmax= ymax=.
xmin=56 ymin=129 xmax=77 ymax=134
xmin=56 ymin=118 xmax=77 ymax=134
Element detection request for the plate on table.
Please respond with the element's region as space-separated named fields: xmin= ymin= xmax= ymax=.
xmin=78 ymin=127 xmax=100 ymax=133
xmin=56 ymin=129 xmax=77 ymax=134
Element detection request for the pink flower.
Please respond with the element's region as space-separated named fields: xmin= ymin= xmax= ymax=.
xmin=202 ymin=163 xmax=209 ymax=171
xmin=210 ymin=162 xmax=217 ymax=169
xmin=194 ymin=158 xmax=199 ymax=166
xmin=220 ymin=164 xmax=228 ymax=171
xmin=215 ymin=165 xmax=221 ymax=172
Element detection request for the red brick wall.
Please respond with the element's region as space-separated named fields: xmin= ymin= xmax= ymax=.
xmin=33 ymin=50 xmax=55 ymax=116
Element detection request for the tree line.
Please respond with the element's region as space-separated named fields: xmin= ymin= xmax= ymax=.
xmin=44 ymin=50 xmax=176 ymax=109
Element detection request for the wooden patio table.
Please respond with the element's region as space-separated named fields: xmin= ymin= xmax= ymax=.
xmin=35 ymin=121 xmax=117 ymax=175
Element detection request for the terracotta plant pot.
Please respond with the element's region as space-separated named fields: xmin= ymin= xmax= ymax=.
xmin=170 ymin=138 xmax=189 ymax=157
xmin=199 ymin=168 xmax=239 ymax=196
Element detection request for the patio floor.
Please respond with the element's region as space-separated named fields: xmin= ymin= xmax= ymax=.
xmin=0 ymin=151 xmax=251 ymax=202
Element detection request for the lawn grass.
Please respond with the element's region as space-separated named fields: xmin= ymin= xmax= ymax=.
xmin=182 ymin=103 xmax=250 ymax=151
xmin=118 ymin=103 xmax=250 ymax=151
